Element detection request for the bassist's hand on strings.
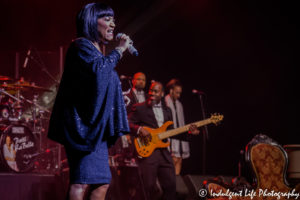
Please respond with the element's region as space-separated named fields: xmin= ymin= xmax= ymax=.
xmin=188 ymin=124 xmax=200 ymax=135
xmin=138 ymin=127 xmax=152 ymax=145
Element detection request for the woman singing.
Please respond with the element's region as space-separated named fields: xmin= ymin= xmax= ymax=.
xmin=48 ymin=3 xmax=131 ymax=200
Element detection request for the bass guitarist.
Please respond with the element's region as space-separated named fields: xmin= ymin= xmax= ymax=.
xmin=128 ymin=81 xmax=199 ymax=200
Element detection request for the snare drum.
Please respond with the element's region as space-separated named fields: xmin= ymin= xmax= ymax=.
xmin=0 ymin=123 xmax=37 ymax=172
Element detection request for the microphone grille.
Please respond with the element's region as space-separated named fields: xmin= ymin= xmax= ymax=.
xmin=116 ymin=33 xmax=123 ymax=40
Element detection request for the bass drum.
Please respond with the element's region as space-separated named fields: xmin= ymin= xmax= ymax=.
xmin=0 ymin=123 xmax=37 ymax=172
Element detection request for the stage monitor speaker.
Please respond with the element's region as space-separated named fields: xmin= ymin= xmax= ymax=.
xmin=183 ymin=175 xmax=214 ymax=199
xmin=176 ymin=175 xmax=189 ymax=200
xmin=183 ymin=175 xmax=234 ymax=199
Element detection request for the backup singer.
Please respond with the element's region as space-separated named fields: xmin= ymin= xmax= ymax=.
xmin=124 ymin=72 xmax=147 ymax=112
xmin=165 ymin=79 xmax=199 ymax=175
xmin=48 ymin=3 xmax=131 ymax=200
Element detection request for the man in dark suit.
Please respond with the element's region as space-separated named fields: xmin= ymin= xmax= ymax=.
xmin=124 ymin=72 xmax=147 ymax=112
xmin=128 ymin=81 xmax=199 ymax=200
xmin=128 ymin=81 xmax=175 ymax=200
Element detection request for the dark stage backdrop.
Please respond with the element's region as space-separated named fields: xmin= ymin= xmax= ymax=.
xmin=0 ymin=0 xmax=298 ymax=177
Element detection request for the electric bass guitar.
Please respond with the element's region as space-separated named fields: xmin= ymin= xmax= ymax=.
xmin=134 ymin=113 xmax=223 ymax=157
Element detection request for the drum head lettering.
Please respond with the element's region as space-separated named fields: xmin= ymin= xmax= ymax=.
xmin=0 ymin=123 xmax=37 ymax=172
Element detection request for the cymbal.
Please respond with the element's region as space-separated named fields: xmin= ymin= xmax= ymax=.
xmin=1 ymin=77 xmax=29 ymax=91
xmin=0 ymin=75 xmax=13 ymax=81
xmin=0 ymin=83 xmax=17 ymax=91
xmin=11 ymin=83 xmax=53 ymax=92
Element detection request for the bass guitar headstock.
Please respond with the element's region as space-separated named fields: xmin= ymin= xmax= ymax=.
xmin=210 ymin=113 xmax=224 ymax=125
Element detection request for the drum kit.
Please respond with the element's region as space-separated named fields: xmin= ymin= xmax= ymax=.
xmin=0 ymin=75 xmax=57 ymax=173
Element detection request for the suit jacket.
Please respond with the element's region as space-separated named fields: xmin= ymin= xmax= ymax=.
xmin=127 ymin=101 xmax=174 ymax=161
xmin=128 ymin=101 xmax=173 ymax=134
xmin=124 ymin=89 xmax=146 ymax=113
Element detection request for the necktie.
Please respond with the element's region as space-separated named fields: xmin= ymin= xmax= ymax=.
xmin=173 ymin=101 xmax=179 ymax=128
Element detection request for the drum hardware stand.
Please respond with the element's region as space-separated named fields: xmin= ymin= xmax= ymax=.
xmin=24 ymin=47 xmax=60 ymax=86
xmin=18 ymin=94 xmax=59 ymax=174
xmin=0 ymin=88 xmax=22 ymax=104
xmin=19 ymin=95 xmax=50 ymax=151
xmin=19 ymin=95 xmax=50 ymax=114
xmin=23 ymin=100 xmax=61 ymax=174
xmin=0 ymin=88 xmax=23 ymax=121
xmin=12 ymin=90 xmax=23 ymax=120
xmin=38 ymin=144 xmax=64 ymax=173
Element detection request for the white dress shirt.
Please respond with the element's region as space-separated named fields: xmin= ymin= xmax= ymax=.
xmin=152 ymin=102 xmax=164 ymax=127
xmin=133 ymin=88 xmax=146 ymax=103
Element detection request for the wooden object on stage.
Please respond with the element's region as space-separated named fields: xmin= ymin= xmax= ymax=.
xmin=205 ymin=134 xmax=295 ymax=200
xmin=245 ymin=135 xmax=291 ymax=193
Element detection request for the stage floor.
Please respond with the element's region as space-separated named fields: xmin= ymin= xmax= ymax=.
xmin=0 ymin=172 xmax=67 ymax=200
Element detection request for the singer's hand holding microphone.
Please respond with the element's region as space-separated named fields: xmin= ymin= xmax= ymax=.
xmin=115 ymin=33 xmax=138 ymax=56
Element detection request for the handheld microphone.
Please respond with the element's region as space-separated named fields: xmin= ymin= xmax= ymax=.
xmin=116 ymin=33 xmax=139 ymax=56
xmin=192 ymin=89 xmax=205 ymax=95
xmin=23 ymin=49 xmax=31 ymax=68
xmin=120 ymin=75 xmax=132 ymax=80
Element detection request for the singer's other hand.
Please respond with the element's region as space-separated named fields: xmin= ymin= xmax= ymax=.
xmin=188 ymin=124 xmax=200 ymax=135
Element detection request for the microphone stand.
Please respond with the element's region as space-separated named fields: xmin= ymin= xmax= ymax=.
xmin=0 ymin=88 xmax=22 ymax=103
xmin=196 ymin=93 xmax=209 ymax=175
xmin=126 ymin=78 xmax=138 ymax=103
xmin=27 ymin=48 xmax=60 ymax=86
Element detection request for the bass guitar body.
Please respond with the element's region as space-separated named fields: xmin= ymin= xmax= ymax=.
xmin=134 ymin=121 xmax=173 ymax=157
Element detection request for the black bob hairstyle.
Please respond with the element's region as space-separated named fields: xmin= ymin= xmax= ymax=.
xmin=76 ymin=3 xmax=114 ymax=43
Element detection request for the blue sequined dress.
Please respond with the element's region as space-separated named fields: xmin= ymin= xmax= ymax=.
xmin=48 ymin=37 xmax=129 ymax=184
